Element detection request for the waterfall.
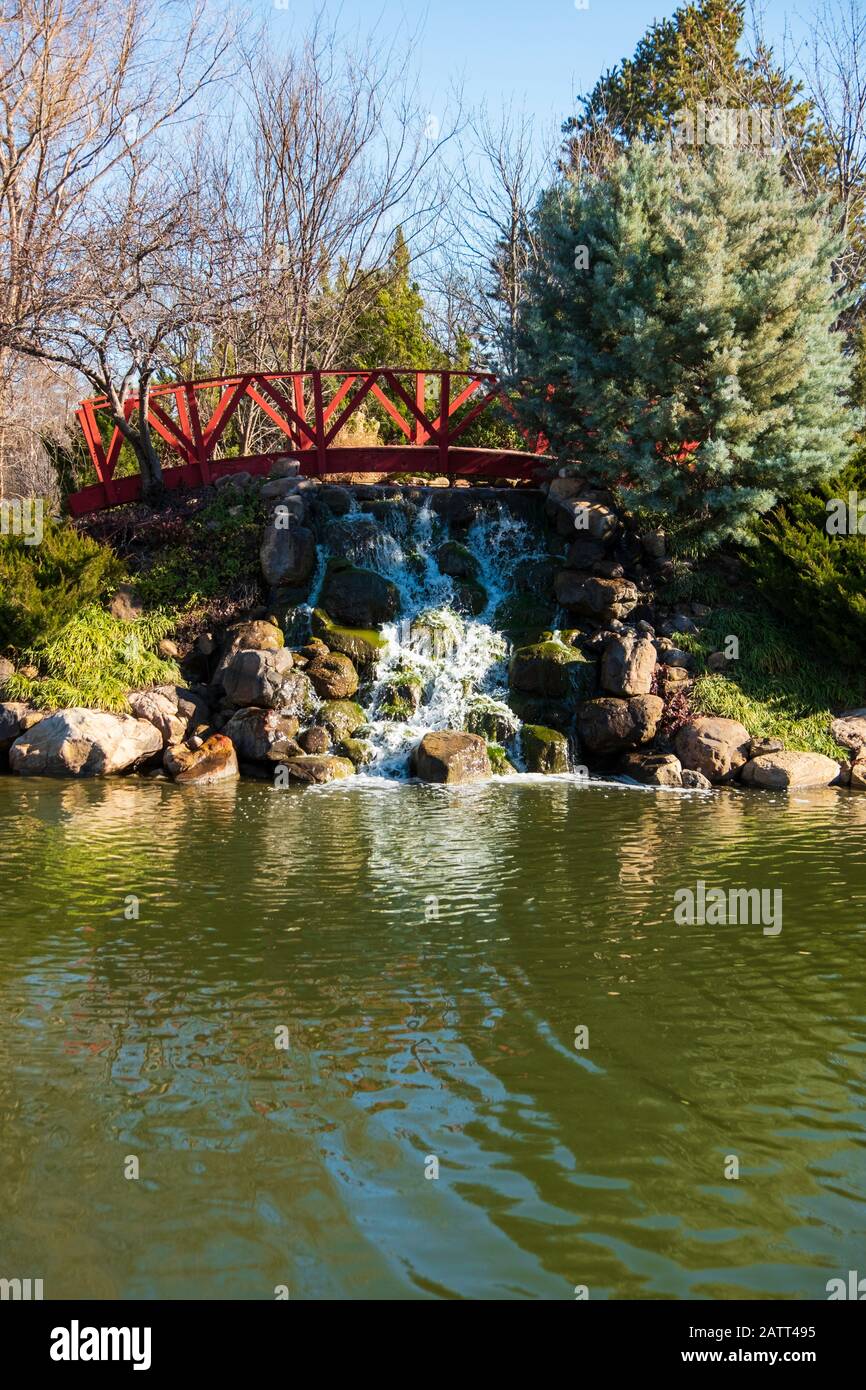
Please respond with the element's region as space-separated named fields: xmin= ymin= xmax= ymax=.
xmin=309 ymin=495 xmax=550 ymax=778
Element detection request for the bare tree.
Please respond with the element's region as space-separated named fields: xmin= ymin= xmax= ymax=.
xmin=0 ymin=0 xmax=233 ymax=496
xmin=440 ymin=103 xmax=556 ymax=373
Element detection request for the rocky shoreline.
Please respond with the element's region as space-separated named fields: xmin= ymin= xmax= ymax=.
xmin=1 ymin=464 xmax=865 ymax=791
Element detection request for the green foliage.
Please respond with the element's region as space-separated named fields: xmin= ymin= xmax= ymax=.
xmin=673 ymin=602 xmax=863 ymax=756
xmin=515 ymin=143 xmax=856 ymax=551
xmin=744 ymin=460 xmax=866 ymax=669
xmin=563 ymin=0 xmax=820 ymax=171
xmin=5 ymin=605 xmax=179 ymax=711
xmin=134 ymin=488 xmax=267 ymax=611
xmin=0 ymin=518 xmax=125 ymax=653
xmin=341 ymin=228 xmax=449 ymax=371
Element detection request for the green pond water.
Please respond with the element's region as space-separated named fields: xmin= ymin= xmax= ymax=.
xmin=1 ymin=772 xmax=865 ymax=1301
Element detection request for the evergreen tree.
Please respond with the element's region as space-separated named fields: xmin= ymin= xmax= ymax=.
xmin=513 ymin=144 xmax=857 ymax=550
xmin=562 ymin=0 xmax=817 ymax=166
xmin=342 ymin=228 xmax=446 ymax=369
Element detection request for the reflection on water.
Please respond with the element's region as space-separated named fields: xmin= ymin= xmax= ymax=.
xmin=1 ymin=774 xmax=865 ymax=1299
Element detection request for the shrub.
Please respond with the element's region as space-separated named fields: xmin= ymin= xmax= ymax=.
xmin=0 ymin=518 xmax=124 ymax=653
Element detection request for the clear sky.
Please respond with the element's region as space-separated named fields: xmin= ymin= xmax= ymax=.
xmin=262 ymin=0 xmax=813 ymax=143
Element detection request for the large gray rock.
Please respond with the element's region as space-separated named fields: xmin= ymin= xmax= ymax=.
xmin=0 ymin=701 xmax=29 ymax=751
xmin=619 ymin=751 xmax=683 ymax=787
xmin=577 ymin=695 xmax=664 ymax=756
xmin=127 ymin=686 xmax=207 ymax=747
xmin=675 ymin=717 xmax=751 ymax=784
xmin=223 ymin=708 xmax=301 ymax=762
xmin=554 ymin=572 xmax=639 ymax=624
xmin=601 ymin=633 xmax=657 ymax=696
xmin=412 ymin=731 xmax=492 ymax=784
xmin=0 ymin=657 xmax=16 ymax=690
xmin=9 ymin=708 xmax=162 ymax=776
xmin=740 ymin=750 xmax=843 ymax=790
xmin=259 ymin=520 xmax=317 ymax=588
xmin=320 ymin=566 xmax=399 ymax=628
xmin=221 ymin=648 xmax=313 ymax=714
xmin=830 ymin=709 xmax=866 ymax=754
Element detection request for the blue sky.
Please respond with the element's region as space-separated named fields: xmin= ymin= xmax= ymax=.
xmin=263 ymin=0 xmax=812 ymax=142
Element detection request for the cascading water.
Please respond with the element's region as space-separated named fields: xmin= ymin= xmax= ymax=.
xmin=303 ymin=494 xmax=553 ymax=778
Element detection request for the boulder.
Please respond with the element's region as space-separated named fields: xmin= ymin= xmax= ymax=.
xmin=221 ymin=648 xmax=313 ymax=715
xmin=749 ymin=736 xmax=785 ymax=758
xmin=740 ymin=750 xmax=844 ymax=790
xmin=682 ymin=768 xmax=713 ymax=790
xmin=0 ymin=701 xmax=29 ymax=751
xmin=509 ymin=640 xmax=596 ymax=700
xmin=319 ymin=485 xmax=353 ymax=515
xmin=9 ymin=708 xmax=162 ymax=776
xmin=508 ymin=693 xmax=573 ymax=732
xmin=127 ymin=686 xmax=207 ymax=747
xmin=311 ymin=608 xmax=388 ymax=669
xmin=554 ymin=499 xmax=618 ymax=541
xmin=298 ymin=726 xmax=331 ymax=754
xmin=164 ymin=733 xmax=239 ymax=785
xmin=675 ymin=717 xmax=750 ymax=784
xmin=317 ymin=699 xmax=366 ymax=742
xmin=260 ymin=477 xmax=298 ymax=502
xmin=830 ymin=709 xmax=866 ymax=754
xmin=412 ymin=731 xmax=492 ymax=784
xmin=259 ymin=520 xmax=317 ymax=588
xmin=564 ymin=538 xmax=606 ymax=571
xmin=0 ymin=656 xmax=15 ymax=689
xmin=221 ymin=620 xmax=284 ymax=660
xmin=306 ymin=651 xmax=359 ymax=700
xmin=338 ymin=737 xmax=375 ymax=767
xmin=437 ymin=540 xmax=479 ymax=581
xmin=452 ymin=579 xmax=488 ymax=617
xmin=320 ymin=565 xmax=399 ymax=628
xmin=521 ymin=724 xmax=570 ymax=774
xmin=280 ymin=755 xmax=355 ymax=784
xmin=600 ymin=633 xmax=657 ymax=697
xmin=619 ymin=751 xmax=683 ymax=787
xmin=577 ymin=695 xmax=664 ymax=757
xmin=850 ymin=760 xmax=866 ymax=790
xmin=554 ymin=572 xmax=639 ymax=624
xmin=224 ymin=708 xmax=301 ymax=762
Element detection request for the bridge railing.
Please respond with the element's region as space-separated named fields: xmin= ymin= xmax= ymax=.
xmin=70 ymin=368 xmax=550 ymax=515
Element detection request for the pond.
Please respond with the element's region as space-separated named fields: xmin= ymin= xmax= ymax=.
xmin=1 ymin=772 xmax=864 ymax=1299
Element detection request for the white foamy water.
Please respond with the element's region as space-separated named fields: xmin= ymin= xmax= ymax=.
xmin=314 ymin=497 xmax=549 ymax=777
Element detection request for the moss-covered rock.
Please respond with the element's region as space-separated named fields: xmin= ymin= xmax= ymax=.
xmin=521 ymin=724 xmax=570 ymax=774
xmin=487 ymin=742 xmax=517 ymax=775
xmin=312 ymin=608 xmax=388 ymax=669
xmin=437 ymin=540 xmax=479 ymax=580
xmin=320 ymin=564 xmax=399 ymax=628
xmin=465 ymin=694 xmax=520 ymax=743
xmin=338 ymin=736 xmax=376 ymax=766
xmin=378 ymin=666 xmax=423 ymax=720
xmin=317 ymin=699 xmax=367 ymax=742
xmin=509 ymin=639 xmax=596 ymax=700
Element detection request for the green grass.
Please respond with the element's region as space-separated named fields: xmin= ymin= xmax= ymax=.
xmin=4 ymin=606 xmax=179 ymax=711
xmin=673 ymin=604 xmax=864 ymax=757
